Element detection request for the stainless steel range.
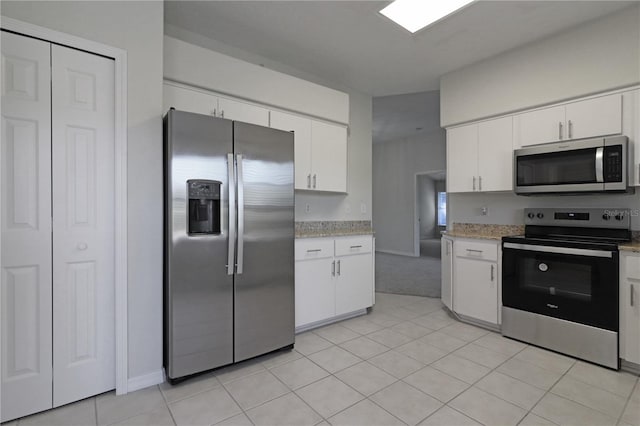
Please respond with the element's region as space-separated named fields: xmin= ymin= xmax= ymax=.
xmin=502 ymin=208 xmax=631 ymax=369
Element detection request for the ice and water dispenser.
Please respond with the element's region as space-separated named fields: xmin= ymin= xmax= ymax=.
xmin=187 ymin=179 xmax=221 ymax=235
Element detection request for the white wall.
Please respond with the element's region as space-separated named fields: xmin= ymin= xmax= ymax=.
xmin=1 ymin=1 xmax=165 ymax=381
xmin=163 ymin=28 xmax=373 ymax=222
xmin=440 ymin=4 xmax=640 ymax=126
xmin=373 ymin=129 xmax=446 ymax=256
xmin=449 ymin=191 xmax=640 ymax=230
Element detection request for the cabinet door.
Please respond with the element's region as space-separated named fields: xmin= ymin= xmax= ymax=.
xmin=621 ymin=254 xmax=640 ymax=364
xmin=270 ymin=111 xmax=312 ymax=190
xmin=218 ymin=96 xmax=269 ymax=127
xmin=163 ymin=82 xmax=217 ymax=116
xmin=622 ymin=90 xmax=639 ymax=186
xmin=478 ymin=117 xmax=513 ymax=192
xmin=51 ymin=45 xmax=116 ymax=407
xmin=335 ymin=253 xmax=373 ymax=316
xmin=516 ymin=105 xmax=565 ymax=146
xmin=441 ymin=238 xmax=453 ymax=310
xmin=295 ymin=259 xmax=335 ymax=328
xmin=566 ymin=94 xmax=622 ymax=140
xmin=447 ymin=124 xmax=478 ymax=193
xmin=1 ymin=31 xmax=53 ymax=423
xmin=453 ymin=258 xmax=498 ymax=324
xmin=310 ymin=121 xmax=347 ymax=192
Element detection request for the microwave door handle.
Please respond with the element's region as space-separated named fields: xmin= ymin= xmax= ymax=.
xmin=595 ymin=147 xmax=604 ymax=183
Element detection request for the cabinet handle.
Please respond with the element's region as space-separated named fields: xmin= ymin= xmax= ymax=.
xmin=568 ymin=120 xmax=573 ymax=139
xmin=632 ymin=284 xmax=635 ymax=307
xmin=332 ymin=260 xmax=335 ymax=277
xmin=559 ymin=122 xmax=563 ymax=140
xmin=337 ymin=260 xmax=341 ymax=276
xmin=467 ymin=249 xmax=483 ymax=253
xmin=479 ymin=176 xmax=482 ymax=191
xmin=313 ymin=174 xmax=317 ymax=189
xmin=221 ymin=110 xmax=225 ymax=118
xmin=350 ymin=245 xmax=362 ymax=249
xmin=473 ymin=176 xmax=476 ymax=191
xmin=212 ymin=108 xmax=217 ymax=116
xmin=306 ymin=249 xmax=321 ymax=253
xmin=307 ymin=174 xmax=311 ymax=189
xmin=490 ymin=264 xmax=494 ymax=281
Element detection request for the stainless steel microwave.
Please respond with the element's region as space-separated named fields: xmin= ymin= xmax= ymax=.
xmin=514 ymin=135 xmax=629 ymax=195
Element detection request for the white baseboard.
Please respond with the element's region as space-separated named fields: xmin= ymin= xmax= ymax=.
xmin=376 ymin=249 xmax=417 ymax=257
xmin=127 ymin=369 xmax=164 ymax=393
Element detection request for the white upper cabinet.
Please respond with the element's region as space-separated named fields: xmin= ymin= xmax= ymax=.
xmin=565 ymin=94 xmax=622 ymax=140
xmin=515 ymin=105 xmax=565 ymax=147
xmin=478 ymin=116 xmax=513 ymax=192
xmin=217 ymin=96 xmax=269 ymax=126
xmin=311 ymin=121 xmax=348 ymax=193
xmin=163 ymin=82 xmax=269 ymax=127
xmin=515 ymin=93 xmax=622 ymax=148
xmin=271 ymin=111 xmax=347 ymax=193
xmin=447 ymin=124 xmax=478 ymax=193
xmin=163 ymin=82 xmax=217 ymax=116
xmin=270 ymin=111 xmax=312 ymax=190
xmin=447 ymin=117 xmax=513 ymax=193
xmin=622 ymin=89 xmax=640 ymax=186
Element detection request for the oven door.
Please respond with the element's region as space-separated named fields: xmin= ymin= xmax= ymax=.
xmin=502 ymin=241 xmax=618 ymax=331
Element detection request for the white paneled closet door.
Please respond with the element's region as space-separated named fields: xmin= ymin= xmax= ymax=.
xmin=1 ymin=31 xmax=116 ymax=422
xmin=51 ymin=44 xmax=115 ymax=407
xmin=1 ymin=31 xmax=54 ymax=423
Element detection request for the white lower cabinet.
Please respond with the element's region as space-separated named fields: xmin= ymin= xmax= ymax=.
xmin=620 ymin=252 xmax=640 ymax=365
xmin=450 ymin=239 xmax=500 ymax=326
xmin=295 ymin=236 xmax=374 ymax=329
xmin=441 ymin=237 xmax=453 ymax=310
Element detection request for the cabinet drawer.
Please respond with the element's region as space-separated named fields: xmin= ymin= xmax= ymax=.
xmin=455 ymin=240 xmax=498 ymax=261
xmin=295 ymin=238 xmax=334 ymax=260
xmin=335 ymin=236 xmax=373 ymax=257
xmin=625 ymin=255 xmax=640 ymax=280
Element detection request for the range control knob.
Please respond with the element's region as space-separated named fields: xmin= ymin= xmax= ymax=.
xmin=602 ymin=214 xmax=611 ymax=221
xmin=615 ymin=214 xmax=624 ymax=221
xmin=537 ymin=213 xmax=544 ymax=219
xmin=527 ymin=212 xmax=535 ymax=219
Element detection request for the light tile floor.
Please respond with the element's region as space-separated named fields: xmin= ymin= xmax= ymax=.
xmin=4 ymin=292 xmax=640 ymax=426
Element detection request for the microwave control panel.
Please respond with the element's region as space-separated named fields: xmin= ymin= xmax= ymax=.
xmin=603 ymin=145 xmax=623 ymax=182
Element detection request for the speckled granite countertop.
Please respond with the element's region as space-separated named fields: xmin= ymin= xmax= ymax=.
xmin=295 ymin=221 xmax=373 ymax=238
xmin=620 ymin=232 xmax=640 ymax=252
xmin=443 ymin=223 xmax=524 ymax=241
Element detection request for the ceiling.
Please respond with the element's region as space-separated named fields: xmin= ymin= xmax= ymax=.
xmin=165 ymin=1 xmax=634 ymax=97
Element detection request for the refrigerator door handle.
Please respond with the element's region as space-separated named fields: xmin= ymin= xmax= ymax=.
xmin=227 ymin=153 xmax=236 ymax=275
xmin=236 ymin=154 xmax=245 ymax=274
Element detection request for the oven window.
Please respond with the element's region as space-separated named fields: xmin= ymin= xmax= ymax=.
xmin=517 ymin=148 xmax=597 ymax=186
xmin=517 ymin=257 xmax=592 ymax=301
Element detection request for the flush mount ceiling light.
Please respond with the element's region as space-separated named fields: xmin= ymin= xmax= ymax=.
xmin=379 ymin=0 xmax=475 ymax=33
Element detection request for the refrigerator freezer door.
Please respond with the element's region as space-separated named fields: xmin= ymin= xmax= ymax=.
xmin=164 ymin=110 xmax=234 ymax=379
xmin=233 ymin=122 xmax=295 ymax=362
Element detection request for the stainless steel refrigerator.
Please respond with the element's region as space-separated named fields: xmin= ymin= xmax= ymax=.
xmin=163 ymin=109 xmax=295 ymax=382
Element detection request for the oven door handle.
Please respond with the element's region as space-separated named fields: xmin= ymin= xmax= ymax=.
xmin=503 ymin=242 xmax=613 ymax=258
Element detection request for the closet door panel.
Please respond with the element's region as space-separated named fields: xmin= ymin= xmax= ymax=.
xmin=51 ymin=44 xmax=116 ymax=407
xmin=0 ymin=31 xmax=53 ymax=423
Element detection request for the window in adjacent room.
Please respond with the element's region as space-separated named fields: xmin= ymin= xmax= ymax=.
xmin=437 ymin=191 xmax=447 ymax=226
